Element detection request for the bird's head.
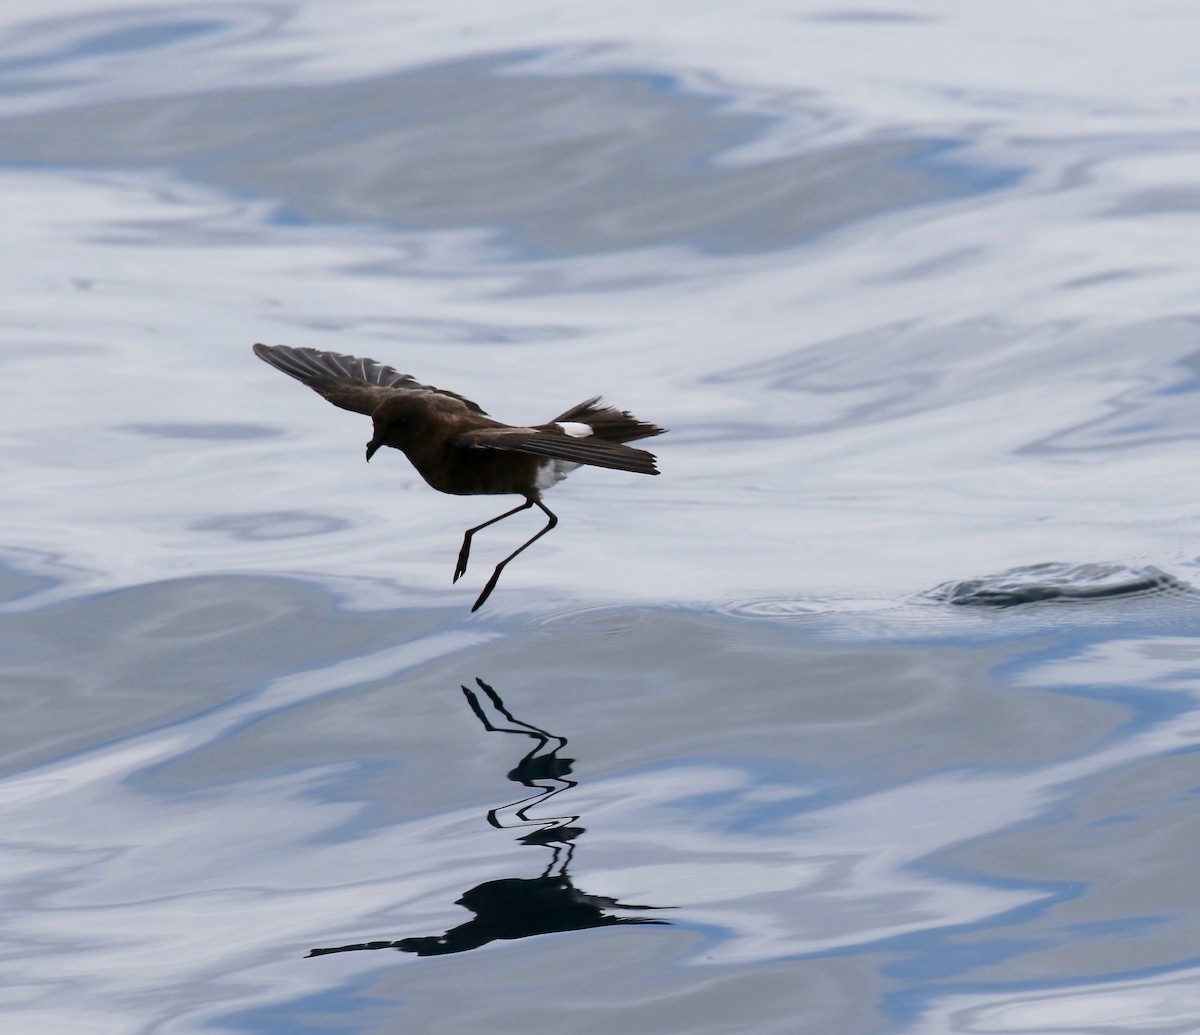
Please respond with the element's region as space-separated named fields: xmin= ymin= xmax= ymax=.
xmin=366 ymin=395 xmax=430 ymax=461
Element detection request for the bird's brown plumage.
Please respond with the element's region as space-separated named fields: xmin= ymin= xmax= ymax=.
xmin=253 ymin=342 xmax=664 ymax=609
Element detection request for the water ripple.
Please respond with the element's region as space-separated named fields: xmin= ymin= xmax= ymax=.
xmin=927 ymin=562 xmax=1197 ymax=608
xmin=710 ymin=596 xmax=901 ymax=620
xmin=191 ymin=510 xmax=352 ymax=541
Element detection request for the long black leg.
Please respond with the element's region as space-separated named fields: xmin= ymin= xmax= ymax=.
xmin=454 ymin=498 xmax=535 ymax=582
xmin=471 ymin=499 xmax=558 ymax=611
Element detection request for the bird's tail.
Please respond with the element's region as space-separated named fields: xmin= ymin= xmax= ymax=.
xmin=551 ymin=397 xmax=665 ymax=445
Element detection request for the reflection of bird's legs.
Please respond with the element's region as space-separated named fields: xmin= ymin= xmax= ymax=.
xmin=462 ymin=679 xmax=566 ymax=752
xmin=540 ymin=841 xmax=576 ymax=878
xmin=479 ymin=678 xmax=568 ymax=750
xmin=462 ymin=678 xmax=577 ymax=831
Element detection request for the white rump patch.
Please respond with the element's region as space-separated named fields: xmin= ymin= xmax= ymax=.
xmin=534 ymin=422 xmax=592 ymax=489
xmin=536 ymin=458 xmax=582 ymax=491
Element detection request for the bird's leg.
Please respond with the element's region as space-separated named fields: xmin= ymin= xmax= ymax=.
xmin=454 ymin=498 xmax=535 ymax=582
xmin=471 ymin=500 xmax=558 ymax=612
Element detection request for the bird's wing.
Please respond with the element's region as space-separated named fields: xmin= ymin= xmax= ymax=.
xmin=253 ymin=343 xmax=487 ymax=416
xmin=456 ymin=427 xmax=660 ymax=476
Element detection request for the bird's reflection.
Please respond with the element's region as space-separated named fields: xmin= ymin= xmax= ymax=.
xmin=308 ymin=679 xmax=667 ymax=958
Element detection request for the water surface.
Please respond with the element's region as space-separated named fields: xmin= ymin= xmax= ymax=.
xmin=3 ymin=1 xmax=1200 ymax=1032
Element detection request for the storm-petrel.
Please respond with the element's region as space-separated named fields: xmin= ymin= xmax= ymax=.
xmin=253 ymin=343 xmax=664 ymax=610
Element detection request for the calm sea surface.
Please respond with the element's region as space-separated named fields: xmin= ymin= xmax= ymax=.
xmin=3 ymin=2 xmax=1200 ymax=1032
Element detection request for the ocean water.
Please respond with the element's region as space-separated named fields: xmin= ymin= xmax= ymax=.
xmin=3 ymin=2 xmax=1200 ymax=1032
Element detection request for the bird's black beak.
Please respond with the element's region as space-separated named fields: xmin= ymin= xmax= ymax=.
xmin=365 ymin=439 xmax=381 ymax=462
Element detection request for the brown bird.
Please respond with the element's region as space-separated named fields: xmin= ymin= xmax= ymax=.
xmin=253 ymin=343 xmax=665 ymax=610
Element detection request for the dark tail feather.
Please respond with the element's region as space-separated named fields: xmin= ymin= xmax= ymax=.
xmin=551 ymin=397 xmax=666 ymax=445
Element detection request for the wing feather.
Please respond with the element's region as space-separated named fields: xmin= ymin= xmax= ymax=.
xmin=253 ymin=343 xmax=487 ymax=416
xmin=458 ymin=428 xmax=659 ymax=476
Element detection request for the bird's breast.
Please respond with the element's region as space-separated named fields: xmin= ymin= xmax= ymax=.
xmin=404 ymin=443 xmax=542 ymax=497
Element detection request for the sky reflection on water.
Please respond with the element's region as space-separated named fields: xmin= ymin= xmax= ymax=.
xmin=1 ymin=565 xmax=1198 ymax=1032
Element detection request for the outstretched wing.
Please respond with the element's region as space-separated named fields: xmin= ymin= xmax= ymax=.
xmin=253 ymin=343 xmax=487 ymax=416
xmin=456 ymin=427 xmax=660 ymax=476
